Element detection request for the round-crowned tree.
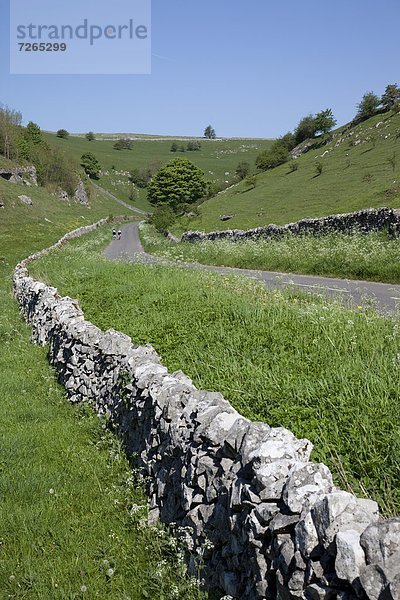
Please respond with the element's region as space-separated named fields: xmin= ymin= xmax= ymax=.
xmin=147 ymin=158 xmax=207 ymax=210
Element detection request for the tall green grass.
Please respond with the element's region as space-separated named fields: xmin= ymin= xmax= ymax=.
xmin=0 ymin=185 xmax=205 ymax=599
xmin=140 ymin=223 xmax=400 ymax=284
xmin=31 ymin=227 xmax=400 ymax=517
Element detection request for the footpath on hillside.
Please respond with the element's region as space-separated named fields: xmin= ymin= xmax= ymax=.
xmin=103 ymin=222 xmax=400 ymax=314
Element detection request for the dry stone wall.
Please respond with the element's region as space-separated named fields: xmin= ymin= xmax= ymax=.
xmin=182 ymin=207 xmax=400 ymax=243
xmin=13 ymin=221 xmax=400 ymax=600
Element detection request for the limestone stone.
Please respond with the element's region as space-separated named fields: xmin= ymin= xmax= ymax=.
xmin=335 ymin=529 xmax=366 ymax=584
xmin=283 ymin=463 xmax=333 ymax=514
xmin=18 ymin=194 xmax=33 ymax=205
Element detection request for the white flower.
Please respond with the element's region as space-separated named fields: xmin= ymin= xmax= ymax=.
xmin=80 ymin=585 xmax=87 ymax=593
xmin=107 ymin=568 xmax=114 ymax=577
xmin=49 ymin=488 xmax=55 ymax=495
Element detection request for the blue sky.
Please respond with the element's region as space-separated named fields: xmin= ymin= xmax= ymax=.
xmin=1 ymin=0 xmax=399 ymax=137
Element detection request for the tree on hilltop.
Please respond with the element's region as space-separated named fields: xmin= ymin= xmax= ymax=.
xmin=25 ymin=121 xmax=43 ymax=145
xmin=86 ymin=131 xmax=95 ymax=141
xmin=204 ymin=125 xmax=216 ymax=139
xmin=315 ymin=109 xmax=337 ymax=135
xmin=381 ymin=84 xmax=400 ymax=110
xmin=294 ymin=115 xmax=318 ymax=144
xmin=356 ymin=92 xmax=380 ymax=119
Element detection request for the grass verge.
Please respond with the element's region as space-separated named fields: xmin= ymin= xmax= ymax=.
xmin=0 ymin=187 xmax=205 ymax=599
xmin=140 ymin=222 xmax=400 ymax=284
xmin=31 ymin=226 xmax=400 ymax=517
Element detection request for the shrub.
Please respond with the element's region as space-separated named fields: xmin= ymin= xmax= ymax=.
xmin=187 ymin=140 xmax=202 ymax=151
xmin=113 ymin=138 xmax=133 ymax=150
xmin=244 ymin=175 xmax=257 ymax=189
xmin=149 ymin=205 xmax=176 ymax=232
xmin=356 ymin=92 xmax=380 ymax=120
xmin=56 ymin=129 xmax=69 ymax=139
xmin=315 ymin=161 xmax=323 ymax=176
xmin=256 ymin=141 xmax=289 ymax=171
xmin=235 ymin=161 xmax=250 ymax=180
xmin=129 ymin=167 xmax=152 ymax=188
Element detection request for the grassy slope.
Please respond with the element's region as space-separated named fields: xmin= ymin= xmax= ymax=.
xmin=43 ymin=133 xmax=274 ymax=213
xmin=31 ymin=227 xmax=400 ymax=517
xmin=180 ymin=110 xmax=400 ymax=233
xmin=0 ymin=182 xmax=204 ymax=599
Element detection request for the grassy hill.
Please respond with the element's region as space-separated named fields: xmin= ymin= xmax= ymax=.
xmin=0 ymin=176 xmax=132 ymax=263
xmin=43 ymin=132 xmax=274 ymax=212
xmin=177 ymin=109 xmax=400 ymax=233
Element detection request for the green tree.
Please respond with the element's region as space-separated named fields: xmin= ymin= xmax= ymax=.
xmin=147 ymin=158 xmax=207 ymax=209
xmin=315 ymin=109 xmax=337 ymax=135
xmin=56 ymin=129 xmax=69 ymax=139
xmin=204 ymin=125 xmax=216 ymax=139
xmin=279 ymin=131 xmax=297 ymax=151
xmin=356 ymin=92 xmax=380 ymax=119
xmin=0 ymin=104 xmax=22 ymax=159
xmin=381 ymin=84 xmax=400 ymax=110
xmin=81 ymin=152 xmax=101 ymax=179
xmin=25 ymin=121 xmax=43 ymax=145
xmin=294 ymin=115 xmax=318 ymax=144
xmin=235 ymin=161 xmax=250 ymax=180
xmin=86 ymin=131 xmax=95 ymax=141
xmin=170 ymin=142 xmax=178 ymax=152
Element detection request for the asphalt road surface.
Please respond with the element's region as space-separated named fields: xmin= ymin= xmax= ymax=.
xmin=104 ymin=222 xmax=400 ymax=315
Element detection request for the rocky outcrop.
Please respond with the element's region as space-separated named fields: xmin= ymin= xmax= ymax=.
xmin=57 ymin=190 xmax=69 ymax=202
xmin=13 ymin=221 xmax=400 ymax=600
xmin=182 ymin=207 xmax=400 ymax=243
xmin=290 ymin=139 xmax=318 ymax=159
xmin=0 ymin=165 xmax=37 ymax=186
xmin=54 ymin=181 xmax=89 ymax=205
xmin=74 ymin=180 xmax=89 ymax=205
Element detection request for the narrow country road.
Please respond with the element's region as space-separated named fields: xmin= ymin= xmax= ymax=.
xmin=104 ymin=222 xmax=400 ymax=314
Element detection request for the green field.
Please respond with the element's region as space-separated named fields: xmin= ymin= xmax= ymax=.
xmin=0 ymin=182 xmax=205 ymax=599
xmin=141 ymin=223 xmax=400 ymax=284
xmin=43 ymin=132 xmax=273 ymax=213
xmin=176 ymin=110 xmax=400 ymax=233
xmin=31 ymin=226 xmax=400 ymax=517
